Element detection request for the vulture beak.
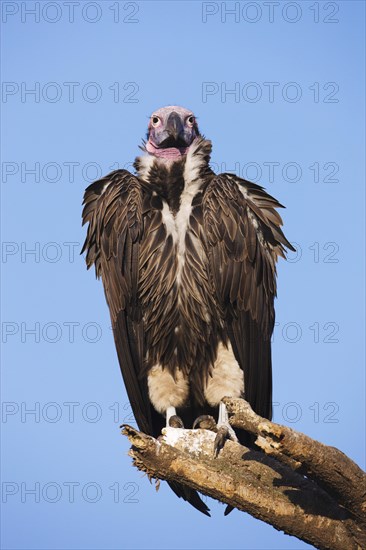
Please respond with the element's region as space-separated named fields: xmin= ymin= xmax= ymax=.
xmin=166 ymin=111 xmax=184 ymax=142
xmin=154 ymin=111 xmax=187 ymax=148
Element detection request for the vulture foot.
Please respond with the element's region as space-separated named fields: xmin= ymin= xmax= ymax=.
xmin=213 ymin=424 xmax=238 ymax=457
xmin=192 ymin=405 xmax=238 ymax=457
xmin=213 ymin=401 xmax=238 ymax=457
xmin=168 ymin=415 xmax=185 ymax=428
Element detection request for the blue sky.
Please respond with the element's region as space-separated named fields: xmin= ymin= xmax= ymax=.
xmin=1 ymin=1 xmax=365 ymax=549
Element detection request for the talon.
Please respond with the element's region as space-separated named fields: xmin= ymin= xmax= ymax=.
xmin=214 ymin=425 xmax=238 ymax=456
xmin=166 ymin=406 xmax=184 ymax=428
xmin=193 ymin=415 xmax=217 ymax=431
xmin=213 ymin=402 xmax=238 ymax=456
xmin=168 ymin=415 xmax=184 ymax=428
xmin=224 ymin=504 xmax=234 ymax=516
xmin=214 ymin=426 xmax=230 ymax=456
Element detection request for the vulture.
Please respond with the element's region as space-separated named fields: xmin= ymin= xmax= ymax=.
xmin=81 ymin=105 xmax=294 ymax=516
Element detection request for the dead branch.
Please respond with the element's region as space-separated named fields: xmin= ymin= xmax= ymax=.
xmin=223 ymin=397 xmax=366 ymax=525
xmin=122 ymin=398 xmax=366 ymax=550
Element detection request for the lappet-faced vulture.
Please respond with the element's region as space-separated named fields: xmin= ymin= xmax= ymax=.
xmin=82 ymin=106 xmax=294 ymax=515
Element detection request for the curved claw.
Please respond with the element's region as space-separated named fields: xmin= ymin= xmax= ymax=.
xmin=214 ymin=426 xmax=229 ymax=456
xmin=193 ymin=415 xmax=217 ymax=431
xmin=213 ymin=425 xmax=238 ymax=457
xmin=224 ymin=504 xmax=234 ymax=516
xmin=168 ymin=415 xmax=184 ymax=428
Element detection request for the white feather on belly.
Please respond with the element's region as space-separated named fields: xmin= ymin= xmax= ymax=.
xmin=148 ymin=365 xmax=189 ymax=414
xmin=204 ymin=342 xmax=244 ymax=406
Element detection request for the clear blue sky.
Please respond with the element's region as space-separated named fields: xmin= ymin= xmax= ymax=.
xmin=1 ymin=1 xmax=365 ymax=549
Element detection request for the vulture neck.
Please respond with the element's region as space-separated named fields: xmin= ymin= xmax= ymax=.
xmin=134 ymin=137 xmax=213 ymax=214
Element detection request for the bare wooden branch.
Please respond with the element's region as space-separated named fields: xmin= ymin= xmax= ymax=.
xmin=223 ymin=397 xmax=366 ymax=525
xmin=122 ymin=398 xmax=366 ymax=550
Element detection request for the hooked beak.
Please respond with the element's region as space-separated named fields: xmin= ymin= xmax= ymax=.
xmin=155 ymin=111 xmax=187 ymax=148
xmin=165 ymin=111 xmax=184 ymax=142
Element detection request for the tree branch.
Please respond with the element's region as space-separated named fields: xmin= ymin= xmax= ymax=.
xmin=122 ymin=398 xmax=366 ymax=550
xmin=223 ymin=397 xmax=366 ymax=525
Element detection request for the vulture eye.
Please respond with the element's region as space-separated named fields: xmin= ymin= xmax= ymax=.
xmin=151 ymin=116 xmax=160 ymax=127
xmin=187 ymin=115 xmax=195 ymax=127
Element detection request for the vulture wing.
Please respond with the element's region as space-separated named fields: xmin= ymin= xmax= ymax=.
xmin=203 ymin=173 xmax=295 ymax=421
xmin=81 ymin=170 xmax=155 ymax=434
xmin=81 ymin=169 xmax=210 ymax=515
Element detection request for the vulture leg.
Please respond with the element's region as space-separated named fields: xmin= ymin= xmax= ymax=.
xmin=213 ymin=402 xmax=238 ymax=457
xmin=166 ymin=406 xmax=184 ymax=428
xmin=193 ymin=404 xmax=238 ymax=456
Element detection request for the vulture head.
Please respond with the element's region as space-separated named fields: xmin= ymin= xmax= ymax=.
xmin=145 ymin=105 xmax=200 ymax=159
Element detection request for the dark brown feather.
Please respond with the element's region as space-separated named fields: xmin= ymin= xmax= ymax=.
xmin=82 ymin=149 xmax=292 ymax=514
xmin=203 ymin=173 xmax=292 ymax=421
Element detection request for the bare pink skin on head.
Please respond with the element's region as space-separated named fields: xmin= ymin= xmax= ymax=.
xmin=146 ymin=105 xmax=199 ymax=160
